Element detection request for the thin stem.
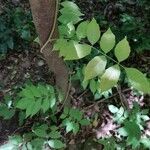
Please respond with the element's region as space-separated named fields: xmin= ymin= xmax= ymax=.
xmin=90 ymin=45 xmax=125 ymax=69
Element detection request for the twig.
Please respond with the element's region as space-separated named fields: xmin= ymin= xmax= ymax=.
xmin=116 ymin=86 xmax=129 ymax=110
xmin=77 ymin=90 xmax=88 ymax=99
xmin=83 ymin=88 xmax=131 ymax=110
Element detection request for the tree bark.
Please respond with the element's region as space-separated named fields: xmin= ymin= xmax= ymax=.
xmin=29 ymin=0 xmax=69 ymax=99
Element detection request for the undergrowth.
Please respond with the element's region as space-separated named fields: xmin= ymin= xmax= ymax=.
xmin=0 ymin=0 xmax=150 ymax=149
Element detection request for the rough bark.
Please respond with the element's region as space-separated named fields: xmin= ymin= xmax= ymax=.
xmin=29 ymin=0 xmax=69 ymax=98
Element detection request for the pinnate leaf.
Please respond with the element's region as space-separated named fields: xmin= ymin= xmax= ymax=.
xmin=114 ymin=37 xmax=131 ymax=62
xmin=99 ymin=65 xmax=120 ymax=92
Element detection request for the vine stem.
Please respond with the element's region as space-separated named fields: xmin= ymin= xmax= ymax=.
xmin=40 ymin=0 xmax=59 ymax=53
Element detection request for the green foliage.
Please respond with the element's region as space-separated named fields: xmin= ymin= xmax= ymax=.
xmin=0 ymin=103 xmax=15 ymax=120
xmin=0 ymin=6 xmax=35 ymax=54
xmin=59 ymin=1 xmax=83 ymax=24
xmin=0 ymin=1 xmax=149 ymax=149
xmin=55 ymin=0 xmax=150 ymax=94
xmin=108 ymin=103 xmax=150 ymax=149
xmin=16 ymin=83 xmax=56 ymax=117
xmin=61 ymin=107 xmax=90 ymax=134
xmin=0 ymin=96 xmax=15 ymax=120
xmin=98 ymin=137 xmax=116 ymax=150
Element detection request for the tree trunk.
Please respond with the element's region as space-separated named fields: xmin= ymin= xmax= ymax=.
xmin=29 ymin=0 xmax=69 ymax=99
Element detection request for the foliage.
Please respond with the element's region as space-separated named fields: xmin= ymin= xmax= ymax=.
xmin=107 ymin=103 xmax=150 ymax=149
xmin=61 ymin=107 xmax=90 ymax=134
xmin=16 ymin=83 xmax=56 ymax=117
xmin=0 ymin=6 xmax=35 ymax=54
xmin=55 ymin=0 xmax=150 ymax=94
xmin=0 ymin=82 xmax=90 ymax=149
xmin=87 ymin=0 xmax=150 ymax=52
xmin=0 ymin=0 xmax=149 ymax=149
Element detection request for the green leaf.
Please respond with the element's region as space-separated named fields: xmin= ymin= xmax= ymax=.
xmin=16 ymin=98 xmax=31 ymax=110
xmin=60 ymin=114 xmax=67 ymax=119
xmin=140 ymin=138 xmax=150 ymax=148
xmin=54 ymin=39 xmax=68 ymax=57
xmin=99 ymin=65 xmax=120 ymax=92
xmin=48 ymin=140 xmax=65 ymax=149
xmin=124 ymin=121 xmax=141 ymax=146
xmin=76 ymin=21 xmax=89 ymax=39
xmin=108 ymin=105 xmax=119 ymax=114
xmin=49 ymin=131 xmax=61 ymax=139
xmin=58 ymin=13 xmax=82 ymax=25
xmin=65 ymin=121 xmax=74 ymax=133
xmin=55 ymin=40 xmax=91 ymax=60
xmin=59 ymin=23 xmax=75 ymax=38
xmin=64 ymin=41 xmax=91 ymax=60
xmin=69 ymin=108 xmax=83 ymax=121
xmin=114 ymin=37 xmax=131 ymax=62
xmin=98 ymin=137 xmax=116 ymax=150
xmin=125 ymin=68 xmax=150 ymax=94
xmin=100 ymin=28 xmax=115 ymax=53
xmin=80 ymin=119 xmax=90 ymax=126
xmin=32 ymin=124 xmax=48 ymax=138
xmin=50 ymin=96 xmax=56 ymax=108
xmin=61 ymin=1 xmax=80 ymax=11
xmin=60 ymin=7 xmax=83 ymax=17
xmin=25 ymin=100 xmax=36 ymax=117
xmin=20 ymin=86 xmax=34 ymax=98
xmin=84 ymin=56 xmax=107 ymax=80
xmin=31 ymin=99 xmax=42 ymax=116
xmin=89 ymin=79 xmax=97 ymax=94
xmin=87 ymin=18 xmax=100 ymax=45
xmin=41 ymin=97 xmax=50 ymax=113
xmin=31 ymin=138 xmax=44 ymax=150
xmin=72 ymin=122 xmax=80 ymax=134
xmin=59 ymin=1 xmax=83 ymax=25
xmin=30 ymin=84 xmax=41 ymax=97
xmin=0 ymin=104 xmax=15 ymax=120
